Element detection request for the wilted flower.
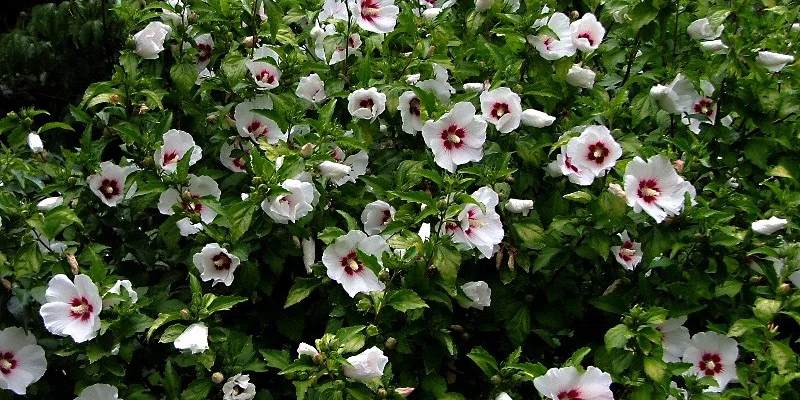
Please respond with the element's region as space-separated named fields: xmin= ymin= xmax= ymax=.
xmin=480 ymin=87 xmax=523 ymax=133
xmin=74 ymin=383 xmax=121 ymax=400
xmin=447 ymin=187 xmax=504 ymax=258
xmin=297 ymin=342 xmax=319 ymax=358
xmin=570 ymin=13 xmax=605 ymax=52
xmin=528 ymin=12 xmax=576 ymax=60
xmin=234 ymin=96 xmax=286 ymax=144
xmin=463 ymin=82 xmax=486 ymax=92
xmin=533 ymin=366 xmax=613 ymax=400
xmin=751 ymin=216 xmax=788 ymax=235
xmin=0 ymin=327 xmax=47 ymax=395
xmin=422 ymin=102 xmax=487 ymax=172
xmin=154 ymin=129 xmax=202 ymax=174
xmin=656 ymin=316 xmax=691 ymax=363
xmin=566 ymin=64 xmax=596 ymax=89
xmin=262 ymin=179 xmax=316 ymax=224
xmin=88 ymin=161 xmax=139 ymax=207
xmin=650 ymin=73 xmax=699 ymax=115
xmin=565 ymin=125 xmax=622 ymax=177
xmin=37 ymin=196 xmax=63 ymax=211
xmin=755 ymin=51 xmax=795 ymax=72
xmin=349 ymin=0 xmax=399 ymax=34
xmin=174 ymin=322 xmax=209 ymax=354
xmin=361 ymin=200 xmax=396 ymax=235
xmin=460 ymin=281 xmax=491 ymax=310
xmin=39 ymin=274 xmax=102 ymax=343
xmin=219 ymin=140 xmax=251 ymax=173
xmin=222 ymin=373 xmax=256 ymax=400
xmin=686 ymin=18 xmax=723 ymax=40
xmin=134 ymin=21 xmax=172 ymax=59
xmin=319 ymin=161 xmax=352 ymax=181
xmin=322 ymin=230 xmax=388 ymax=297
xmin=27 ymin=132 xmax=44 ymax=153
xmin=611 ymin=230 xmax=642 ymax=271
xmin=347 ymin=87 xmax=387 ymax=121
xmin=193 ymin=243 xmax=241 ymax=286
xmin=682 ymin=331 xmax=739 ymax=392
xmin=700 ymin=39 xmax=729 ymax=54
xmin=623 ymin=155 xmax=696 ymax=223
xmin=158 ymin=174 xmax=221 ymax=236
xmin=521 ymin=109 xmax=555 ymax=128
xmin=608 ymin=183 xmax=626 ymax=199
xmin=302 ymin=238 xmax=315 ymax=274
xmin=342 ymin=346 xmax=389 ymax=381
xmin=398 ymin=91 xmax=424 ymax=134
xmin=505 ymin=199 xmax=534 ymax=216
xmin=296 ymin=73 xmax=327 ymax=104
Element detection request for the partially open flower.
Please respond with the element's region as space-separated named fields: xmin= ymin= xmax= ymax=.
xmin=460 ymin=281 xmax=491 ymax=309
xmin=222 ymin=373 xmax=256 ymax=400
xmin=682 ymin=331 xmax=738 ymax=392
xmin=623 ymin=155 xmax=696 ymax=223
xmin=349 ymin=0 xmax=399 ymax=34
xmin=0 ymin=327 xmax=47 ymax=395
xmin=650 ymin=74 xmax=698 ymax=115
xmin=154 ymin=129 xmax=202 ymax=174
xmin=302 ymin=238 xmax=315 ymax=274
xmin=533 ymin=366 xmax=613 ymax=400
xmin=261 ymin=179 xmax=316 ymax=224
xmin=520 ymin=109 xmax=556 ymax=128
xmin=398 ymin=91 xmax=424 ymax=134
xmin=158 ymin=174 xmax=221 ymax=236
xmin=37 ymin=196 xmax=63 ymax=211
xmin=102 ymin=279 xmax=138 ymax=308
xmin=319 ymin=161 xmax=352 ymax=181
xmin=219 ymin=140 xmax=251 ymax=173
xmin=656 ymin=316 xmax=691 ymax=363
xmin=505 ymin=199 xmax=534 ymax=216
xmin=566 ymin=64 xmax=596 ymax=89
xmin=755 ymin=51 xmax=795 ymax=72
xmin=296 ymin=73 xmax=327 ymax=104
xmin=329 ymin=150 xmax=369 ymax=186
xmin=134 ymin=21 xmax=172 ymax=59
xmin=447 ymin=187 xmax=504 ymax=259
xmin=751 ymin=216 xmax=788 ymax=235
xmin=194 ymin=33 xmax=214 ymax=71
xmin=88 ymin=161 xmax=139 ymax=207
xmin=361 ymin=200 xmax=396 ymax=235
xmin=342 ymin=346 xmax=389 ymax=381
xmin=74 ymin=383 xmax=121 ymax=400
xmin=347 ymin=87 xmax=387 ymax=121
xmin=422 ymin=102 xmax=487 ymax=173
xmin=322 ymin=230 xmax=388 ymax=297
xmin=39 ymin=274 xmax=102 ymax=343
xmin=174 ymin=322 xmax=209 ymax=354
xmin=700 ymin=39 xmax=729 ymax=54
xmin=480 ymin=87 xmax=523 ymax=133
xmin=570 ymin=13 xmax=605 ymax=52
xmin=611 ymin=230 xmax=642 ymax=271
xmin=528 ymin=12 xmax=576 ymax=60
xmin=329 ymin=33 xmax=362 ymax=65
xmin=297 ymin=342 xmax=319 ymax=358
xmin=27 ymin=133 xmax=44 ymax=153
xmin=687 ymin=18 xmax=723 ymax=40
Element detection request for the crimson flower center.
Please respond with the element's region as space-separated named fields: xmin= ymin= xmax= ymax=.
xmin=163 ymin=151 xmax=180 ymax=165
xmin=564 ymin=155 xmax=580 ymax=173
xmin=543 ymin=36 xmax=554 ymax=50
xmin=409 ymin=97 xmax=421 ymax=117
xmin=360 ymin=0 xmax=380 ymax=21
xmin=100 ymin=178 xmax=121 ymax=200
xmin=587 ymin=141 xmax=610 ymax=164
xmin=699 ymin=353 xmax=723 ymax=376
xmin=491 ymin=103 xmax=510 ymax=119
xmin=694 ymin=98 xmax=714 ymax=116
xmin=70 ymin=296 xmax=94 ymax=321
xmin=248 ymin=120 xmax=268 ymax=139
xmin=197 ymin=43 xmax=212 ymax=62
xmin=212 ymin=252 xmax=232 ymax=270
xmin=233 ymin=157 xmax=247 ymax=171
xmin=577 ymin=32 xmax=595 ymax=46
xmin=341 ymin=251 xmax=364 ymax=275
xmin=557 ymin=389 xmax=583 ymax=400
xmin=256 ymin=70 xmax=275 ymax=84
xmin=359 ymin=98 xmax=375 ymax=109
xmin=381 ymin=209 xmax=392 ymax=224
xmin=441 ymin=124 xmax=466 ymax=150
xmin=637 ymin=179 xmax=660 ymax=203
xmin=181 ymin=194 xmax=203 ymax=213
xmin=619 ymin=241 xmax=636 ymax=261
xmin=464 ymin=208 xmax=484 ymax=236
xmin=0 ymin=352 xmax=17 ymax=375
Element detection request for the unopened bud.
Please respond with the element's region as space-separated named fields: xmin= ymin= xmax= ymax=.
xmin=225 ymin=114 xmax=236 ymax=127
xmin=378 ymin=269 xmax=390 ymax=281
xmin=7 ymin=111 xmax=18 ymax=120
xmin=189 ymin=213 xmax=202 ymax=224
xmin=292 ymin=236 xmax=301 ymax=248
xmin=461 ymin=332 xmax=470 ymax=341
xmin=309 ymin=375 xmax=318 ymax=384
xmin=300 ymin=143 xmax=315 ymax=157
xmin=673 ymin=160 xmax=685 ymax=173
xmin=313 ymin=353 xmax=324 ymax=364
xmin=143 ymin=156 xmax=154 ymax=167
xmin=182 ymin=190 xmax=194 ymax=202
xmin=366 ymin=324 xmax=379 ymax=336
xmin=778 ymin=283 xmax=791 ymax=294
xmin=768 ymin=322 xmax=779 ymax=333
xmin=490 ymin=374 xmax=502 ymax=385
xmin=395 ymin=388 xmax=415 ymax=397
xmin=243 ymin=36 xmax=256 ymax=47
xmin=385 ymin=337 xmax=397 ymax=349
xmin=66 ymin=253 xmax=80 ymax=275
xmin=102 ymin=128 xmax=113 ymax=137
xmin=206 ymin=113 xmax=218 ymax=123
xmin=67 ymin=177 xmax=78 ymax=186
xmin=189 ymin=11 xmax=198 ymax=22
xmin=356 ymin=298 xmax=372 ymax=311
xmin=570 ymin=10 xmax=580 ymax=19
xmin=180 ymin=309 xmax=191 ymax=319
xmin=136 ymin=104 xmax=149 ymax=115
xmin=251 ymin=177 xmax=263 ymax=186
xmin=447 ymin=371 xmax=457 ymax=385
xmin=377 ymin=388 xmax=388 ymax=398
xmin=211 ymin=372 xmax=225 ymax=383
xmin=450 ymin=324 xmax=463 ymax=332
xmin=333 ymin=380 xmax=345 ymax=390
xmin=608 ymin=183 xmax=626 ymax=199
xmin=750 ymin=275 xmax=763 ymax=283
xmin=1 ymin=278 xmax=11 ymax=290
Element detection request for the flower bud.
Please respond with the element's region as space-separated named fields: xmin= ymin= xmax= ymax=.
xmin=378 ymin=269 xmax=390 ymax=281
xmin=189 ymin=213 xmax=202 ymax=223
xmin=463 ymin=82 xmax=485 ymax=92
xmin=395 ymin=387 xmax=415 ymax=397
xmin=313 ymin=353 xmax=325 ymax=364
xmin=1 ymin=278 xmax=11 ymax=290
xmin=27 ymin=133 xmax=44 ymax=153
xmin=211 ymin=372 xmax=225 ymax=383
xmin=66 ymin=253 xmax=80 ymax=275
xmin=225 ymin=114 xmax=236 ymax=127
xmin=673 ymin=159 xmax=685 ymax=173
xmin=7 ymin=111 xmax=18 ymax=120
xmin=309 ymin=375 xmax=318 ymax=384
xmin=450 ymin=324 xmax=463 ymax=332
xmin=505 ymin=199 xmax=534 ymax=216
xmin=570 ymin=10 xmax=580 ymax=19
xmin=356 ymin=298 xmax=372 ymax=311
xmin=318 ymin=161 xmax=351 ymax=181
xmin=67 ymin=177 xmax=78 ymax=186
xmin=300 ymin=143 xmax=315 ymax=157
xmin=180 ymin=309 xmax=191 ymax=319
xmin=333 ymin=380 xmax=345 ymax=390
xmin=384 ymin=337 xmax=397 ymax=349
xmin=36 ymin=196 xmax=62 ymax=211
xmin=292 ymin=236 xmax=301 ymax=248
xmin=377 ymin=388 xmax=388 ymax=398
xmin=366 ymin=324 xmax=379 ymax=336
xmin=490 ymin=374 xmax=502 ymax=385
xmin=607 ymin=183 xmax=626 ymax=199
xmin=205 ymin=113 xmax=218 ymax=123
xmin=778 ymin=283 xmax=791 ymax=294
xmin=109 ymin=94 xmax=121 ymax=104
xmin=143 ymin=156 xmax=154 ymax=167
xmin=243 ymin=36 xmax=256 ymax=47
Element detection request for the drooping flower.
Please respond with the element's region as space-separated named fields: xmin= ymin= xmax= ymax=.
xmin=681 ymin=80 xmax=717 ymax=134
xmin=528 ymin=12 xmax=576 ymax=60
xmin=460 ymin=281 xmax=491 ymax=310
xmin=570 ymin=13 xmax=605 ymax=52
xmin=219 ymin=140 xmax=251 ymax=173
xmin=398 ymin=91 xmax=424 ymax=134
xmin=566 ymin=64 xmax=596 ymax=89
xmin=302 ymin=238 xmax=315 ymax=274
xmin=320 ymin=0 xmax=348 ymax=21
xmin=448 ymin=187 xmax=504 ymax=259
xmin=611 ymin=230 xmax=642 ymax=271
xmin=342 ymin=347 xmax=389 ymax=381
xmin=505 ymin=199 xmax=534 ymax=216
xmin=194 ymin=34 xmax=214 ymax=71
xmin=565 ymin=125 xmax=622 ymax=177
xmin=422 ymin=102 xmax=487 ymax=173
xmin=174 ymin=322 xmax=209 ymax=354
xmin=650 ymin=74 xmax=699 ymax=115
xmin=0 ymin=327 xmax=47 ymax=395
xmin=193 ymin=243 xmax=241 ymax=287
xmin=682 ymin=331 xmax=739 ymax=392
xmin=154 ymin=129 xmax=202 ymax=174
xmin=88 ymin=161 xmax=139 ymax=207
xmin=261 ymin=179 xmax=316 ymax=224
xmin=687 ymin=18 xmax=724 ymax=40
xmin=751 ymin=216 xmax=788 ymax=235
xmin=322 ymin=230 xmax=388 ymax=297
xmin=27 ymin=133 xmax=44 ymax=153
xmin=329 ymin=150 xmax=369 ymax=186
xmin=74 ymin=383 xmax=121 ymax=400
xmin=755 ymin=51 xmax=795 ymax=72
xmin=157 ymin=174 xmax=221 ymax=236
xmin=349 ymin=0 xmax=400 ymax=34
xmin=234 ymin=96 xmax=286 ymax=144
xmin=361 ymin=200 xmax=396 ymax=235
xmin=700 ymin=39 xmax=729 ymax=54
xmin=521 ymin=109 xmax=556 ymax=128
xmin=297 ymin=342 xmax=320 ymax=358
xmin=102 ymin=279 xmax=139 ymax=308
xmin=296 ymin=73 xmax=327 ymax=104
xmin=623 ymin=155 xmax=696 ymax=223
xmin=222 ymin=373 xmax=256 ymax=400
xmin=347 ymin=87 xmax=387 ymax=121
xmin=416 ymin=64 xmax=455 ymax=103
xmin=656 ymin=316 xmax=691 ymax=363
xmin=319 ymin=161 xmax=352 ymax=182
xmin=533 ymin=366 xmax=614 ymax=400
xmin=134 ymin=21 xmax=172 ymax=59
xmin=480 ymin=87 xmax=523 ymax=133
xmin=39 ymin=274 xmax=102 ymax=343
xmin=329 ymin=33 xmax=362 ymax=65
xmin=37 ymin=196 xmax=63 ymax=211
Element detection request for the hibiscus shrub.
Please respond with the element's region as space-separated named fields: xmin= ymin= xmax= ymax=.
xmin=2 ymin=0 xmax=800 ymax=399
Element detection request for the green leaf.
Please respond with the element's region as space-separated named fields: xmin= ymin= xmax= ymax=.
xmin=512 ymin=221 xmax=545 ymax=250
xmin=284 ymin=278 xmax=321 ymax=308
xmin=714 ymin=280 xmax=743 ymax=298
xmin=38 ymin=122 xmax=74 ymax=134
xmin=260 ymin=349 xmax=292 ymax=370
xmin=12 ymin=243 xmax=43 ymax=278
xmin=769 ymin=341 xmax=796 ymax=375
xmin=505 ymin=307 xmax=531 ymax=346
xmin=466 ymin=346 xmax=499 ymax=379
xmin=227 ymin=200 xmax=257 ymax=243
xmin=170 ymin=63 xmax=197 ymax=94
xmin=181 ymin=379 xmax=212 ymax=400
xmin=163 ymin=360 xmax=181 ymax=400
xmin=643 ymin=356 xmax=667 ymax=382
xmin=205 ymin=295 xmax=248 ymax=314
xmin=564 ymin=347 xmax=591 ymax=368
xmin=319 ymin=227 xmax=346 ymax=245
xmin=159 ymin=324 xmax=186 ymax=343
xmin=605 ymin=324 xmax=634 ymax=350
xmin=628 ymin=2 xmax=659 ymax=31
xmin=727 ymin=318 xmax=762 ymax=337
xmin=147 ymin=312 xmax=181 ymax=341
xmin=385 ymin=289 xmax=429 ymax=312
xmin=433 ymin=243 xmax=461 ymax=294
xmin=336 ymin=210 xmax=360 ymax=232
xmin=175 ymin=146 xmax=194 ymax=182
